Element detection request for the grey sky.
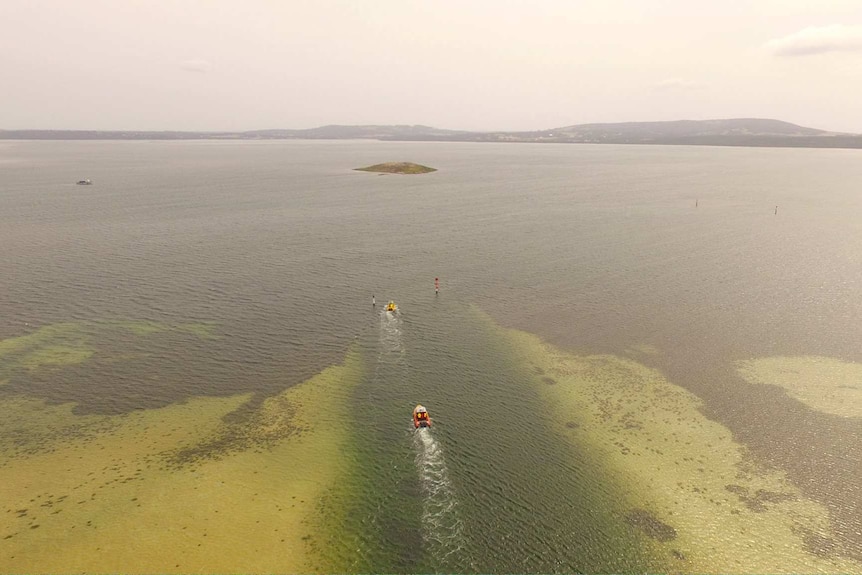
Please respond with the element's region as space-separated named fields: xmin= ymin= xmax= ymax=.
xmin=2 ymin=0 xmax=861 ymax=132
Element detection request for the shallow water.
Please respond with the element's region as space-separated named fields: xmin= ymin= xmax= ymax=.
xmin=2 ymin=140 xmax=862 ymax=571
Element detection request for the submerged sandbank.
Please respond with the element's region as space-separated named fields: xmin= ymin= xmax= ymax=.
xmin=0 ymin=323 xmax=93 ymax=378
xmin=0 ymin=329 xmax=362 ymax=573
xmin=0 ymin=320 xmax=218 ymax=382
xmin=479 ymin=310 xmax=862 ymax=573
xmin=737 ymin=356 xmax=862 ymax=418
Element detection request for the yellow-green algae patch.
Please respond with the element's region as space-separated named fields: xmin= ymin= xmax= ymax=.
xmin=481 ymin=314 xmax=861 ymax=573
xmin=737 ymin=356 xmax=862 ymax=418
xmin=0 ymin=349 xmax=363 ymax=573
xmin=0 ymin=323 xmax=92 ymax=373
xmin=19 ymin=345 xmax=94 ymax=370
xmin=0 ymin=395 xmax=120 ymax=461
xmin=0 ymin=320 xmax=220 ymax=379
xmin=111 ymin=319 xmax=168 ymax=335
xmin=0 ymin=323 xmax=81 ymax=357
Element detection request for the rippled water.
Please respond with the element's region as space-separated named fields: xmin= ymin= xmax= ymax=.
xmin=2 ymin=140 xmax=862 ymax=570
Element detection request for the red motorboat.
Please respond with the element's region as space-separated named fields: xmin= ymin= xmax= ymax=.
xmin=413 ymin=404 xmax=431 ymax=428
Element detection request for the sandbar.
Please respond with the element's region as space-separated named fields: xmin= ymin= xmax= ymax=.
xmin=737 ymin=355 xmax=862 ymax=417
xmin=479 ymin=310 xmax=862 ymax=573
xmin=0 ymin=339 xmax=362 ymax=573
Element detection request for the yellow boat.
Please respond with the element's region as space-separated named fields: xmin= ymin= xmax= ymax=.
xmin=385 ymin=301 xmax=397 ymax=312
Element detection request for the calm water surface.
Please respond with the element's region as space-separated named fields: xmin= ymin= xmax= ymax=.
xmin=2 ymin=140 xmax=862 ymax=570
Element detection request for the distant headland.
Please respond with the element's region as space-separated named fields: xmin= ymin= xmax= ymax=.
xmin=354 ymin=162 xmax=437 ymax=174
xmin=3 ymin=119 xmax=862 ymax=150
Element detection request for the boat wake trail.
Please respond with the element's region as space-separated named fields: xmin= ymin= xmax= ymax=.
xmin=378 ymin=309 xmax=404 ymax=358
xmin=413 ymin=427 xmax=468 ymax=568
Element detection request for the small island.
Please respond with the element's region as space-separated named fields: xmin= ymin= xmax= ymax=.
xmin=354 ymin=162 xmax=437 ymax=175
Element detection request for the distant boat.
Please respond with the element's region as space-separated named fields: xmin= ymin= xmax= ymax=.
xmin=76 ymin=179 xmax=92 ymax=185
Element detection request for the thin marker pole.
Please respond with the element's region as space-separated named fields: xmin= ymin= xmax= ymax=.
xmin=435 ymin=277 xmax=439 ymax=294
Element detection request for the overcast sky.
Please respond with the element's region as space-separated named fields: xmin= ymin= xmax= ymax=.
xmin=2 ymin=0 xmax=861 ymax=132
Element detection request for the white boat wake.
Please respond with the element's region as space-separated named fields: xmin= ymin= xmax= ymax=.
xmin=413 ymin=427 xmax=468 ymax=566
xmin=378 ymin=308 xmax=405 ymax=357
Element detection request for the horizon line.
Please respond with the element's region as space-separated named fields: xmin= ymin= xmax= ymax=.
xmin=1 ymin=117 xmax=852 ymax=134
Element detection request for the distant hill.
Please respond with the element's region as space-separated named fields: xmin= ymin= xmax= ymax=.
xmin=556 ymin=118 xmax=827 ymax=138
xmin=510 ymin=118 xmax=850 ymax=147
xmin=3 ymin=119 xmax=861 ymax=149
xmin=245 ymin=124 xmax=467 ymax=140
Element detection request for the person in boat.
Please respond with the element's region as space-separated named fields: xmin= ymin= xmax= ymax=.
xmin=386 ymin=301 xmax=396 ymax=312
xmin=413 ymin=405 xmax=431 ymax=427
